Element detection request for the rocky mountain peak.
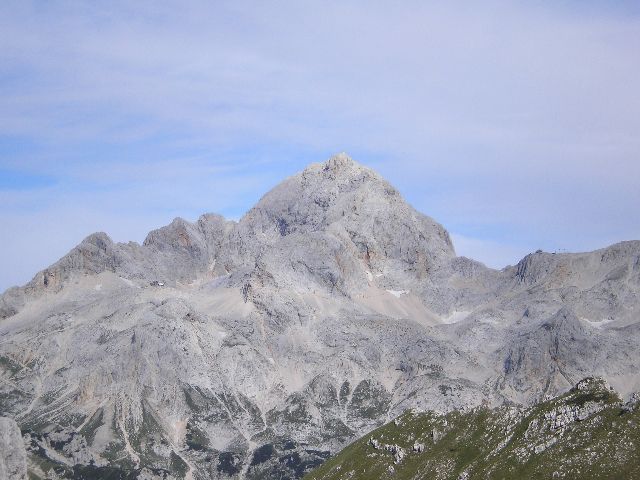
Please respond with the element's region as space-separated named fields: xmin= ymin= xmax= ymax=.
xmin=143 ymin=217 xmax=203 ymax=251
xmin=322 ymin=151 xmax=358 ymax=172
xmin=237 ymin=154 xmax=454 ymax=284
xmin=300 ymin=152 xmax=388 ymax=191
xmin=1 ymin=153 xmax=640 ymax=479
xmin=301 ymin=151 xmax=364 ymax=174
xmin=243 ymin=154 xmax=438 ymax=233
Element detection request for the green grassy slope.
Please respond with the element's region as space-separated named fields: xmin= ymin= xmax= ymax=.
xmin=306 ymin=378 xmax=640 ymax=480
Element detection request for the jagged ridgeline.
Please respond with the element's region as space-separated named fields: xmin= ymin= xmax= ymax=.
xmin=0 ymin=154 xmax=639 ymax=479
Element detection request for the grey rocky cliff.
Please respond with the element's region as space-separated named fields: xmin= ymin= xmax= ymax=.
xmin=0 ymin=153 xmax=639 ymax=479
xmin=0 ymin=417 xmax=27 ymax=480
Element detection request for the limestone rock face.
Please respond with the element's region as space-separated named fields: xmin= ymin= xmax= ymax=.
xmin=0 ymin=154 xmax=639 ymax=479
xmin=0 ymin=417 xmax=27 ymax=480
xmin=242 ymin=154 xmax=454 ymax=271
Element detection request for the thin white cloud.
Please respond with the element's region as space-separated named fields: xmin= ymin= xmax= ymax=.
xmin=0 ymin=1 xmax=639 ymax=290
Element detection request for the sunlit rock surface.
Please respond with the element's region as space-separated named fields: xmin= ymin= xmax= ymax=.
xmin=1 ymin=154 xmax=639 ymax=478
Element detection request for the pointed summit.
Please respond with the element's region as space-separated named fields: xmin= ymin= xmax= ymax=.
xmin=240 ymin=153 xmax=455 ymax=274
xmin=320 ymin=152 xmax=362 ymax=177
xmin=324 ymin=152 xmax=356 ymax=170
xmin=301 ymin=152 xmax=381 ymax=185
xmin=1 ymin=152 xmax=640 ymax=480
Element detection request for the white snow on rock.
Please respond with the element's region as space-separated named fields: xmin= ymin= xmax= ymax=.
xmin=386 ymin=289 xmax=409 ymax=298
xmin=440 ymin=310 xmax=471 ymax=324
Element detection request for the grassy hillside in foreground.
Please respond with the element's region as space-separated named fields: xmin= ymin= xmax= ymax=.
xmin=305 ymin=378 xmax=640 ymax=480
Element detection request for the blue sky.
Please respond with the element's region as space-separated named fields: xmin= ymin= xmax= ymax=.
xmin=1 ymin=1 xmax=639 ymax=292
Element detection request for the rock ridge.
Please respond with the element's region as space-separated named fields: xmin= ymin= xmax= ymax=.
xmin=0 ymin=153 xmax=639 ymax=479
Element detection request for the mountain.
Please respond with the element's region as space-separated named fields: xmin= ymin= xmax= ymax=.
xmin=0 ymin=153 xmax=639 ymax=479
xmin=305 ymin=377 xmax=640 ymax=480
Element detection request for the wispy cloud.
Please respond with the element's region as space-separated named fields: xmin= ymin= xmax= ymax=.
xmin=1 ymin=1 xmax=639 ymax=290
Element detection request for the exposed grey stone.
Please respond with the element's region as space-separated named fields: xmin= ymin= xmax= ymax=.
xmin=0 ymin=153 xmax=639 ymax=478
xmin=0 ymin=417 xmax=27 ymax=480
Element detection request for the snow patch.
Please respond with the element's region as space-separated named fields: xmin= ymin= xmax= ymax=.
xmin=94 ymin=284 xmax=102 ymax=291
xmin=581 ymin=317 xmax=616 ymax=329
xmin=386 ymin=289 xmax=409 ymax=298
xmin=440 ymin=310 xmax=470 ymax=324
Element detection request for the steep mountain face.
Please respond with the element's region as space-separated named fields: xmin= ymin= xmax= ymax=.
xmin=305 ymin=378 xmax=640 ymax=480
xmin=0 ymin=154 xmax=639 ymax=479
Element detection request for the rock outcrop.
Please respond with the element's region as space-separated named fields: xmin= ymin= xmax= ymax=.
xmin=0 ymin=154 xmax=639 ymax=479
xmin=307 ymin=378 xmax=640 ymax=479
xmin=0 ymin=417 xmax=27 ymax=480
